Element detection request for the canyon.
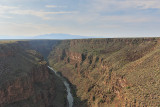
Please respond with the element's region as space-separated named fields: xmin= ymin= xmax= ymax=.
xmin=0 ymin=41 xmax=66 ymax=107
xmin=0 ymin=38 xmax=160 ymax=107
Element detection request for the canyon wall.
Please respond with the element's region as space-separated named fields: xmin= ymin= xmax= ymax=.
xmin=0 ymin=38 xmax=160 ymax=107
xmin=48 ymin=38 xmax=160 ymax=107
xmin=28 ymin=40 xmax=60 ymax=59
xmin=0 ymin=41 xmax=66 ymax=107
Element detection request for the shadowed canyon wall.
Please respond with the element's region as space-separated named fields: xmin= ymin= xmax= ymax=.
xmin=0 ymin=41 xmax=66 ymax=107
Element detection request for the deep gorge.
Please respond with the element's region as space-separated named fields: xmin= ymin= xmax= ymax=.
xmin=0 ymin=38 xmax=160 ymax=107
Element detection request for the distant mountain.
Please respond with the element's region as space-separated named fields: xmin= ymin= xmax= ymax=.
xmin=33 ymin=33 xmax=93 ymax=39
xmin=0 ymin=33 xmax=97 ymax=40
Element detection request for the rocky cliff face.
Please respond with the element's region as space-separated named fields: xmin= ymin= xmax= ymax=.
xmin=0 ymin=65 xmax=53 ymax=107
xmin=0 ymin=38 xmax=159 ymax=107
xmin=48 ymin=38 xmax=160 ymax=107
xmin=0 ymin=41 xmax=66 ymax=107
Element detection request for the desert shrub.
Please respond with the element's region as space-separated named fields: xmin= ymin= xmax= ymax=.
xmin=126 ymin=86 xmax=130 ymax=89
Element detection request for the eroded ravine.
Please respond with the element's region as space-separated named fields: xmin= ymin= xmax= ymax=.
xmin=48 ymin=66 xmax=74 ymax=107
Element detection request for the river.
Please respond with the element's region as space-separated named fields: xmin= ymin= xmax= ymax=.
xmin=48 ymin=66 xmax=74 ymax=107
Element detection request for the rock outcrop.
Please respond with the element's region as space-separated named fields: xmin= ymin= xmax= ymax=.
xmin=0 ymin=41 xmax=66 ymax=107
xmin=48 ymin=38 xmax=160 ymax=107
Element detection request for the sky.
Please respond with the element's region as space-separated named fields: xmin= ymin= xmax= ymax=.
xmin=0 ymin=0 xmax=160 ymax=38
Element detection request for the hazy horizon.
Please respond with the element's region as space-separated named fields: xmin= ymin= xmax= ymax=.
xmin=0 ymin=33 xmax=159 ymax=40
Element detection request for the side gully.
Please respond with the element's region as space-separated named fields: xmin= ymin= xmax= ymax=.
xmin=48 ymin=66 xmax=74 ymax=107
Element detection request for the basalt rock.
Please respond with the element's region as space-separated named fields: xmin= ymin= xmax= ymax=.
xmin=49 ymin=38 xmax=160 ymax=107
xmin=0 ymin=41 xmax=66 ymax=107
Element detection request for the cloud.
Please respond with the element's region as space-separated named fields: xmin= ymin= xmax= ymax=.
xmin=45 ymin=5 xmax=66 ymax=8
xmin=0 ymin=5 xmax=18 ymax=18
xmin=90 ymin=0 xmax=160 ymax=13
xmin=0 ymin=5 xmax=18 ymax=10
xmin=0 ymin=15 xmax=12 ymax=18
xmin=46 ymin=5 xmax=58 ymax=8
xmin=126 ymin=0 xmax=160 ymax=9
xmin=9 ymin=9 xmax=75 ymax=20
xmin=0 ymin=5 xmax=75 ymax=20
